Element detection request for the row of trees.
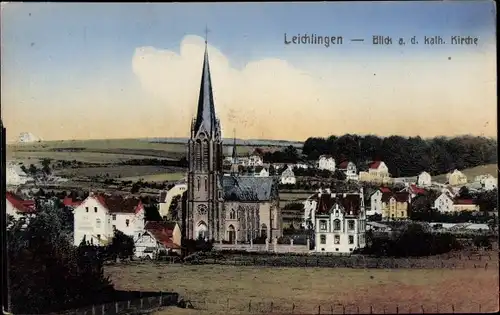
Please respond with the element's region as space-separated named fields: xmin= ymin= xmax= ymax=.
xmin=302 ymin=134 xmax=497 ymax=177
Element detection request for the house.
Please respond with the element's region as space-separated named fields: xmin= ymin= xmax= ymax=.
xmin=159 ymin=182 xmax=187 ymax=218
xmin=368 ymin=187 xmax=391 ymax=216
xmin=280 ymin=167 xmax=296 ymax=185
xmin=417 ymin=171 xmax=432 ymax=187
xmin=359 ymin=161 xmax=391 ymax=183
xmin=317 ymin=155 xmax=336 ymax=172
xmin=453 ymin=199 xmax=480 ymax=213
xmin=433 ymin=192 xmax=455 ymax=213
xmin=474 ymin=175 xmax=497 ymax=191
xmin=6 ymin=191 xmax=36 ymax=221
xmin=243 ymin=151 xmax=263 ymax=167
xmin=338 ymin=161 xmax=358 ymax=181
xmin=135 ymin=221 xmax=182 ymax=258
xmin=294 ymin=163 xmax=310 ymax=169
xmin=73 ymin=192 xmax=145 ymax=246
xmin=447 ymin=169 xmax=467 ymax=186
xmin=314 ymin=190 xmax=366 ymax=254
xmin=368 ymin=161 xmax=390 ymax=177
xmin=302 ymin=193 xmax=319 ymax=229
xmin=254 ymin=166 xmax=269 ymax=177
xmin=400 ymin=184 xmax=427 ymax=200
xmin=6 ymin=162 xmax=31 ymax=186
xmin=381 ymin=192 xmax=410 ymax=221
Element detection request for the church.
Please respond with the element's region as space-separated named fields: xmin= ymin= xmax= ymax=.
xmin=180 ymin=40 xmax=282 ymax=243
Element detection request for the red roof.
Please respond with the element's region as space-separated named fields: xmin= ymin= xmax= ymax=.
xmin=6 ymin=192 xmax=36 ymax=213
xmin=338 ymin=161 xmax=349 ymax=169
xmin=144 ymin=221 xmax=180 ymax=249
xmin=369 ymin=161 xmax=382 ymax=169
xmin=380 ymin=187 xmax=391 ymax=193
xmin=63 ymin=197 xmax=82 ymax=207
xmin=409 ymin=184 xmax=426 ymax=195
xmin=92 ymin=193 xmax=143 ymax=214
xmin=381 ymin=192 xmax=409 ymax=203
xmin=454 ymin=199 xmax=475 ymax=205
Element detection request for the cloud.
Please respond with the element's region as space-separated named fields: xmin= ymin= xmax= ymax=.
xmin=132 ymin=35 xmax=496 ymax=140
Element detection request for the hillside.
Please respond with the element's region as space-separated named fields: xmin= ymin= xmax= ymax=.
xmin=433 ymin=164 xmax=498 ymax=184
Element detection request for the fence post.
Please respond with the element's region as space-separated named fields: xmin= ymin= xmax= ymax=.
xmin=127 ymin=300 xmax=131 ymax=310
xmin=342 ymin=304 xmax=346 ymax=315
xmin=292 ymin=303 xmax=295 ymax=314
xmin=248 ymin=301 xmax=251 ymax=312
xmin=91 ymin=305 xmax=96 ymax=315
xmin=357 ymin=305 xmax=360 ymax=313
xmin=331 ymin=305 xmax=334 ymax=315
xmin=140 ymin=298 xmax=144 ymax=309
xmin=159 ymin=291 xmax=163 ymax=306
xmin=396 ymin=305 xmax=398 ymax=314
xmin=479 ymin=303 xmax=481 ymax=312
xmin=318 ymin=305 xmax=321 ymax=314
xmin=226 ymin=298 xmax=230 ymax=312
xmin=421 ymin=305 xmax=425 ymax=314
xmin=370 ymin=305 xmax=373 ymax=314
xmin=115 ymin=302 xmax=119 ymax=313
xmin=270 ymin=301 xmax=274 ymax=312
xmin=101 ymin=304 xmax=104 ymax=315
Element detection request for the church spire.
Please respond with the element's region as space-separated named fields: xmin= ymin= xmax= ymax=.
xmin=193 ymin=26 xmax=218 ymax=138
xmin=231 ymin=128 xmax=237 ymax=161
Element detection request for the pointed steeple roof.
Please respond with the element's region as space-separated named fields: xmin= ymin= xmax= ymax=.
xmin=193 ymin=42 xmax=218 ymax=137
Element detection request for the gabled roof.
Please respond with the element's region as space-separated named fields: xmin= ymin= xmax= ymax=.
xmin=380 ymin=187 xmax=391 ymax=193
xmin=222 ymin=175 xmax=277 ymax=202
xmin=454 ymin=199 xmax=475 ymax=205
xmin=338 ymin=161 xmax=350 ymax=169
xmin=6 ymin=192 xmax=36 ymax=213
xmin=319 ymin=155 xmax=334 ymax=159
xmin=91 ymin=193 xmax=143 ymax=214
xmin=316 ymin=193 xmax=362 ymax=216
xmin=63 ymin=197 xmax=82 ymax=207
xmin=381 ymin=192 xmax=409 ymax=203
xmin=369 ymin=161 xmax=383 ymax=169
xmin=281 ymin=168 xmax=294 ymax=177
xmin=409 ymin=184 xmax=426 ymax=195
xmin=143 ymin=223 xmax=180 ymax=250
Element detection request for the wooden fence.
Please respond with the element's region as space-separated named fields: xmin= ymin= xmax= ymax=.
xmin=50 ymin=292 xmax=179 ymax=315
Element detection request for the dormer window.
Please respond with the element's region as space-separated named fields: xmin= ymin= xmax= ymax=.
xmin=125 ymin=219 xmax=130 ymax=227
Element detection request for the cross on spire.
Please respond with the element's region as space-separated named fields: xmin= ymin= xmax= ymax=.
xmin=204 ymin=25 xmax=210 ymax=45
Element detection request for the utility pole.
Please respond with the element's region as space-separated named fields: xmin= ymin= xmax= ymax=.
xmin=1 ymin=120 xmax=12 ymax=314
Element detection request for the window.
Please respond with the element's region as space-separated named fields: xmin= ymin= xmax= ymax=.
xmin=348 ymin=235 xmax=354 ymax=244
xmin=97 ymin=234 xmax=101 ymax=241
xmin=333 ymin=219 xmax=341 ymax=231
xmin=229 ymin=209 xmax=236 ymax=220
xmin=125 ymin=219 xmax=130 ymax=227
xmin=112 ymin=225 xmax=116 ymax=230
xmin=335 ymin=248 xmax=339 ymax=252
xmin=85 ymin=207 xmax=89 ymax=213
xmin=349 ymin=248 xmax=353 ymax=252
xmin=348 ymin=220 xmax=355 ymax=231
xmin=319 ymin=220 xmax=327 ymax=231
xmin=112 ymin=214 xmax=116 ymax=221
xmin=205 ymin=178 xmax=208 ymax=191
xmin=334 ymin=235 xmax=340 ymax=244
xmin=94 ymin=207 xmax=98 ymax=213
xmin=197 ymin=178 xmax=201 ymax=190
xmin=400 ymin=211 xmax=404 ymax=217
xmin=96 ymin=218 xmax=101 ymax=228
xmin=320 ymin=235 xmax=326 ymax=244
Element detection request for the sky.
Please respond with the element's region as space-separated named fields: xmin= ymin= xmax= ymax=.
xmin=1 ymin=1 xmax=497 ymax=141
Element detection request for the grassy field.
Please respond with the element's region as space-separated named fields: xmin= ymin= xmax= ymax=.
xmin=433 ymin=164 xmax=498 ymax=184
xmin=53 ymin=166 xmax=183 ymax=179
xmin=119 ymin=173 xmax=185 ymax=182
xmin=105 ymin=263 xmax=498 ymax=315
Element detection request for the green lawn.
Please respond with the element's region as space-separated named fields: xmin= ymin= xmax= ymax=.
xmin=119 ymin=172 xmax=186 ymax=182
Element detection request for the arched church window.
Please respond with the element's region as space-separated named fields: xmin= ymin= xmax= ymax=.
xmin=229 ymin=209 xmax=236 ymax=220
xmin=205 ymin=177 xmax=208 ymax=191
xmin=203 ymin=140 xmax=209 ymax=168
xmin=195 ymin=140 xmax=202 ymax=171
xmin=197 ymin=177 xmax=201 ymax=190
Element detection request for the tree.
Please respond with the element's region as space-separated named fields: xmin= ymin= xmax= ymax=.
xmin=8 ymin=203 xmax=113 ymax=314
xmin=106 ymin=230 xmax=135 ymax=261
xmin=41 ymin=158 xmax=52 ymax=175
xmin=28 ymin=163 xmax=38 ymax=176
xmin=144 ymin=204 xmax=162 ymax=221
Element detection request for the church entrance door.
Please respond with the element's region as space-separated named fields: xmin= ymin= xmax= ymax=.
xmin=227 ymin=225 xmax=236 ymax=244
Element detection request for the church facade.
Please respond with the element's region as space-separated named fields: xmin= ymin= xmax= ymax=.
xmin=183 ymin=43 xmax=282 ymax=243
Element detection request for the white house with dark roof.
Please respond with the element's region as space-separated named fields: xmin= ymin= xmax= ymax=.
xmin=318 ymin=155 xmax=336 ymax=172
xmin=73 ymin=192 xmax=145 ymax=246
xmin=474 ymin=175 xmax=497 ymax=191
xmin=314 ymin=189 xmax=366 ymax=254
xmin=417 ymin=171 xmax=432 ymax=187
xmin=135 ymin=221 xmax=182 ymax=258
xmin=280 ymin=167 xmax=296 ymax=185
xmin=338 ymin=161 xmax=358 ymax=181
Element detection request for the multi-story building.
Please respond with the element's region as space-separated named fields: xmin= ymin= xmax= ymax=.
xmin=337 ymin=161 xmax=358 ymax=181
xmin=317 ymin=155 xmax=336 ymax=172
xmin=314 ymin=189 xmax=366 ymax=254
xmin=73 ymin=192 xmax=145 ymax=246
xmin=381 ymin=192 xmax=410 ymax=220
